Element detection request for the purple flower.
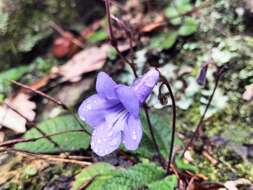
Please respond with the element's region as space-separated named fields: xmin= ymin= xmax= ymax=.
xmin=78 ymin=69 xmax=159 ymax=156
xmin=197 ymin=59 xmax=214 ymax=86
xmin=197 ymin=64 xmax=208 ymax=86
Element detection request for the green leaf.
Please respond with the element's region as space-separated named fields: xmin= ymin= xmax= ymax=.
xmin=0 ymin=66 xmax=30 ymax=94
xmin=136 ymin=110 xmax=183 ymax=158
xmin=100 ymin=163 xmax=166 ymax=190
xmin=164 ymin=0 xmax=192 ymax=25
xmin=15 ymin=115 xmax=91 ymax=153
xmin=178 ymin=17 xmax=199 ymax=36
xmin=164 ymin=7 xmax=182 ymax=25
xmin=0 ymin=66 xmax=29 ymax=83
xmin=86 ymin=175 xmax=114 ymax=190
xmin=148 ymin=175 xmax=177 ymax=190
xmin=72 ymin=162 xmax=169 ymax=190
xmin=87 ymin=30 xmax=108 ymax=43
xmin=175 ymin=0 xmax=192 ymax=14
xmin=150 ymin=32 xmax=178 ymax=51
xmin=71 ymin=162 xmax=115 ymax=190
xmin=176 ymin=159 xmax=197 ymax=172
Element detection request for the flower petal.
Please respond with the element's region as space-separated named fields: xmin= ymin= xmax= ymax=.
xmin=132 ymin=68 xmax=160 ymax=103
xmin=91 ymin=122 xmax=122 ymax=156
xmin=116 ymin=85 xmax=140 ymax=117
xmin=123 ymin=115 xmax=143 ymax=150
xmin=96 ymin=72 xmax=117 ymax=100
xmin=78 ymin=94 xmax=119 ymax=128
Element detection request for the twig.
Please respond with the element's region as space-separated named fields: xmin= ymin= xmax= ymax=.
xmin=15 ymin=150 xmax=92 ymax=166
xmin=182 ymin=69 xmax=222 ymax=157
xmin=158 ymin=74 xmax=177 ymax=174
xmin=186 ymin=176 xmax=197 ymax=190
xmin=0 ymin=129 xmax=84 ymax=148
xmin=10 ymin=80 xmax=91 ymax=135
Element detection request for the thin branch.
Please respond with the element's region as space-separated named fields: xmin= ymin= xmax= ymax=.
xmin=0 ymin=129 xmax=84 ymax=148
xmin=10 ymin=80 xmax=91 ymax=136
xmin=10 ymin=149 xmax=92 ymax=166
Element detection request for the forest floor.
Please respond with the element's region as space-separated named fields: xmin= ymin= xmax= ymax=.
xmin=0 ymin=0 xmax=253 ymax=189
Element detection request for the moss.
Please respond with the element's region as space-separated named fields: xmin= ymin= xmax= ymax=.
xmin=0 ymin=0 xmax=103 ymax=69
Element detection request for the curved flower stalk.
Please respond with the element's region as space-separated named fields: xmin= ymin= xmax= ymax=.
xmin=78 ymin=69 xmax=159 ymax=156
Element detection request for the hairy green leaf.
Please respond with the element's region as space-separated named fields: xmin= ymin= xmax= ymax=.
xmin=15 ymin=115 xmax=91 ymax=153
xmin=99 ymin=163 xmax=166 ymax=190
xmin=71 ymin=162 xmax=115 ymax=190
xmin=148 ymin=175 xmax=177 ymax=190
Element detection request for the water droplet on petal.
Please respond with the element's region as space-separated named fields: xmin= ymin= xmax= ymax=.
xmin=87 ymin=104 xmax=92 ymax=110
xmin=97 ymin=139 xmax=102 ymax=144
xmin=107 ymin=131 xmax=113 ymax=137
xmin=99 ymin=149 xmax=104 ymax=155
xmin=132 ymin=131 xmax=137 ymax=140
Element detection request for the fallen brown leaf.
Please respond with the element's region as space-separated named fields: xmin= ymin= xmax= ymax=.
xmin=140 ymin=14 xmax=165 ymax=33
xmin=0 ymin=93 xmax=36 ymax=133
xmin=242 ymin=83 xmax=253 ymax=101
xmin=0 ymin=132 xmax=4 ymax=143
xmin=53 ymin=44 xmax=111 ymax=82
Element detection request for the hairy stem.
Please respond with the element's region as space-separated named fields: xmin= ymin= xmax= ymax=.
xmin=158 ymin=74 xmax=177 ymax=174
xmin=104 ymin=0 xmax=138 ymax=78
xmin=182 ymin=71 xmax=221 ymax=157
